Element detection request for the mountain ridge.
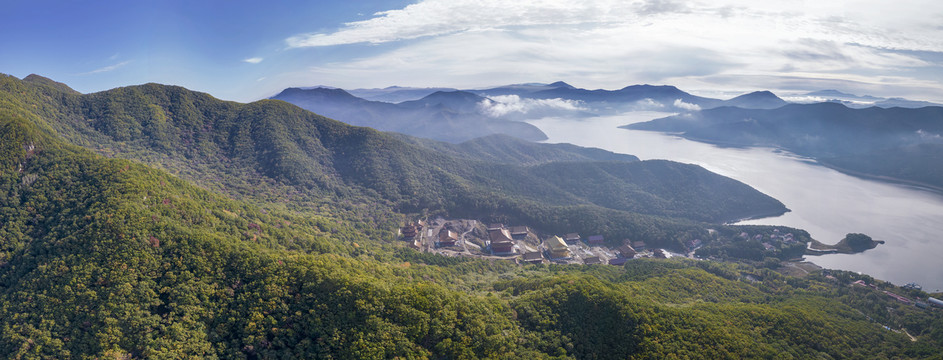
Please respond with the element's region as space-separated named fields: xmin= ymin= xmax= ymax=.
xmin=625 ymin=102 xmax=943 ymax=190
xmin=1 ymin=73 xmax=941 ymax=358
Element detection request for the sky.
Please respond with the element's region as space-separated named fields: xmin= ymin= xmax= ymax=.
xmin=3 ymin=0 xmax=943 ymax=103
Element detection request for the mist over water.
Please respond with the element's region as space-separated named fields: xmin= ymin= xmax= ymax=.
xmin=530 ymin=112 xmax=943 ymax=292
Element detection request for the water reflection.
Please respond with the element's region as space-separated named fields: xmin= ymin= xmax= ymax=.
xmin=530 ymin=112 xmax=943 ymax=292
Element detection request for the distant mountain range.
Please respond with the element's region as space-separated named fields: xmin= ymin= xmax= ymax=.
xmin=798 ymin=89 xmax=942 ymax=108
xmin=271 ymin=87 xmax=549 ymax=143
xmin=625 ymin=102 xmax=943 ymax=190
xmin=272 ymin=82 xmax=795 ymax=143
xmin=4 ymin=73 xmax=941 ymax=358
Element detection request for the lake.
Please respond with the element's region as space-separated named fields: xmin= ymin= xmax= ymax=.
xmin=530 ymin=112 xmax=943 ymax=292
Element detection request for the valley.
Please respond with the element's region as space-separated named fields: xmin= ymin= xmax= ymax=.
xmin=7 ymin=2 xmax=943 ymax=358
xmin=2 ymin=73 xmax=942 ymax=358
xmin=531 ymin=112 xmax=943 ymax=292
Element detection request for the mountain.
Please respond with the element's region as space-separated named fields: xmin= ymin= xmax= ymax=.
xmin=526 ymin=84 xmax=724 ymax=111
xmin=721 ymin=91 xmax=787 ymax=109
xmin=467 ymin=81 xmax=576 ymax=97
xmin=472 ymin=82 xmax=789 ymax=112
xmin=271 ymin=87 xmax=548 ymax=143
xmin=803 ymin=90 xmax=942 ymax=108
xmin=396 ymin=90 xmax=486 ymax=113
xmin=390 ymin=133 xmax=640 ymax=165
xmin=2 ymin=74 xmax=942 ymax=358
xmin=2 ymin=73 xmax=786 ymax=244
xmin=625 ymin=102 xmax=943 ymax=189
xmin=874 ymin=98 xmax=942 ymax=108
xmin=806 ymin=89 xmax=883 ymax=102
xmin=347 ymin=85 xmax=458 ymax=103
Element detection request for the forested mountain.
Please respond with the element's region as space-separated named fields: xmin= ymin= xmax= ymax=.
xmin=3 ymin=74 xmax=943 ymax=358
xmin=625 ymin=103 xmax=943 ymax=190
xmin=390 ymin=133 xmax=640 ymax=165
xmin=2 ymin=74 xmax=787 ymax=247
xmin=270 ymin=87 xmax=548 ymax=143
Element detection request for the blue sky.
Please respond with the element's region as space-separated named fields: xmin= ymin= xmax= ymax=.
xmin=3 ymin=0 xmax=943 ymax=103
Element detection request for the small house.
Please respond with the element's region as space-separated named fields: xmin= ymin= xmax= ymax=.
xmin=522 ymin=251 xmax=543 ymax=264
xmin=583 ymin=256 xmax=602 ymax=265
xmin=564 ymin=233 xmax=581 ymax=244
xmin=489 ymin=228 xmax=514 ymax=255
xmin=632 ymin=241 xmax=646 ymax=251
xmin=438 ymin=229 xmax=458 ymax=247
xmin=509 ymin=226 xmax=530 ymax=240
xmin=401 ymin=223 xmax=419 ymax=238
xmin=929 ymin=297 xmax=943 ymax=308
xmin=587 ymin=235 xmax=604 ymax=245
xmin=617 ymin=245 xmax=637 ymax=258
xmin=487 ymin=223 xmax=505 ymax=231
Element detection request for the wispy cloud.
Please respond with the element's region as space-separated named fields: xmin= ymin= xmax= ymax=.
xmin=287 ymin=1 xmax=943 ymax=51
xmin=283 ymin=0 xmax=943 ymax=102
xmin=478 ymin=95 xmax=585 ymax=117
xmin=243 ymin=57 xmax=264 ymax=64
xmin=79 ymin=60 xmax=131 ymax=75
xmin=286 ymin=0 xmax=641 ymax=47
xmin=673 ymin=99 xmax=701 ymax=111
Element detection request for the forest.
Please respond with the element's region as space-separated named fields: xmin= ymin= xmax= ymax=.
xmin=1 ymin=74 xmax=942 ymax=358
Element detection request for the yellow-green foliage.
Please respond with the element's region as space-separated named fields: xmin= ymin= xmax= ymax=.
xmin=1 ymin=74 xmax=942 ymax=359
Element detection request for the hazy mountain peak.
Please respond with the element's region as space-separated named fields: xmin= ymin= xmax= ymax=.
xmin=722 ymin=90 xmax=787 ymax=109
xmin=273 ymin=86 xmax=358 ymax=100
xmin=419 ymin=90 xmax=484 ymax=101
xmin=548 ymin=81 xmax=575 ymax=89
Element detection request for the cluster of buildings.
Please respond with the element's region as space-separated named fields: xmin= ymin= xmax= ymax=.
xmin=488 ymin=224 xmax=648 ymax=266
xmin=400 ymin=220 xmax=425 ymax=249
xmin=853 ymin=280 xmax=943 ymax=310
xmin=402 ymin=219 xmax=669 ymax=267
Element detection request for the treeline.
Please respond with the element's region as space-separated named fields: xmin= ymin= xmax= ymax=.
xmin=3 ymin=74 xmax=942 ymax=358
xmin=2 ymin=74 xmax=786 ymax=250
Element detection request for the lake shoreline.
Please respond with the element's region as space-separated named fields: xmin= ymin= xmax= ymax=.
xmin=632 ymin=127 xmax=943 ymax=196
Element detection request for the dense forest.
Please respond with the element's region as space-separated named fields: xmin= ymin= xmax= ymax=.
xmin=0 ymin=74 xmax=788 ymax=250
xmin=2 ymin=74 xmax=942 ymax=358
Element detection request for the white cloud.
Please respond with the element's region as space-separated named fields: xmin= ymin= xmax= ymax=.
xmin=281 ymin=0 xmax=943 ymax=102
xmin=478 ymin=95 xmax=585 ymax=117
xmin=288 ymin=0 xmax=943 ymax=52
xmin=916 ymin=129 xmax=942 ymax=140
xmin=243 ymin=57 xmax=264 ymax=64
xmin=673 ymin=99 xmax=701 ymax=111
xmin=79 ymin=61 xmax=131 ymax=75
xmin=286 ymin=0 xmax=640 ymax=47
xmin=631 ymin=98 xmax=667 ymax=110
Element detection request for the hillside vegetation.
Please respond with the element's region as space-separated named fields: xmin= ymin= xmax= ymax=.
xmin=2 ymin=74 xmax=941 ymax=358
xmin=2 ymin=74 xmax=787 ymax=249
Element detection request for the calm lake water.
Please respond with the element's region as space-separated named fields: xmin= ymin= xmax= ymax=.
xmin=530 ymin=112 xmax=943 ymax=292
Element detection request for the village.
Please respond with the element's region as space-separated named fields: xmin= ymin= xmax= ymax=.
xmin=398 ymin=217 xmax=689 ymax=266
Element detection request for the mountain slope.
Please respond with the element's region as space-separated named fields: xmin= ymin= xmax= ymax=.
xmin=1 ymin=74 xmax=788 ymax=249
xmin=721 ymin=91 xmax=787 ymax=109
xmin=625 ymin=103 xmax=943 ymax=189
xmin=1 ymin=74 xmax=942 ymax=358
xmin=271 ymin=87 xmax=548 ymax=143
xmin=390 ymin=133 xmax=640 ymax=165
xmin=347 ymin=85 xmax=458 ymax=103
